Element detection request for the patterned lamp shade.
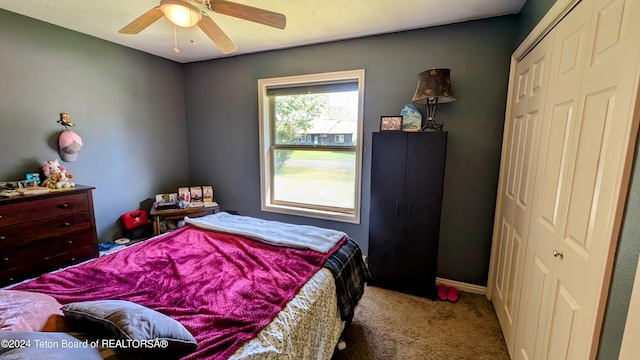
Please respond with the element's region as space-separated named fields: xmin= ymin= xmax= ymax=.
xmin=411 ymin=68 xmax=455 ymax=104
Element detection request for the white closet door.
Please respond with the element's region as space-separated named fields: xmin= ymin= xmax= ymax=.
xmin=491 ymin=31 xmax=554 ymax=355
xmin=543 ymin=0 xmax=640 ymax=358
xmin=514 ymin=1 xmax=593 ymax=358
xmin=514 ymin=0 xmax=640 ymax=358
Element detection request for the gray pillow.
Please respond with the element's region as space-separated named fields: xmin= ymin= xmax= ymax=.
xmin=61 ymin=300 xmax=197 ymax=354
xmin=0 ymin=332 xmax=104 ymax=360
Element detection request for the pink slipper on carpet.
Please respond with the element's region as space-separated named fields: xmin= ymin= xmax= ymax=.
xmin=447 ymin=286 xmax=460 ymax=303
xmin=437 ymin=284 xmax=449 ymax=301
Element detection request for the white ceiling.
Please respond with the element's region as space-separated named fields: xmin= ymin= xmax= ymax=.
xmin=0 ymin=0 xmax=525 ymax=64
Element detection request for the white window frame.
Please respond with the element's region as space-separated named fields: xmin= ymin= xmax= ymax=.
xmin=258 ymin=69 xmax=365 ymax=224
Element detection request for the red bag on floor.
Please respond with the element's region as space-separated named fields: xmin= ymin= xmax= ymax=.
xmin=121 ymin=210 xmax=148 ymax=230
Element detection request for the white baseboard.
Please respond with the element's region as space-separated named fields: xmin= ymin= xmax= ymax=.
xmin=436 ymin=277 xmax=487 ymax=296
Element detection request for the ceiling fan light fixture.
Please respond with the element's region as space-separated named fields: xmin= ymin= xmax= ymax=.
xmin=160 ymin=0 xmax=202 ymax=28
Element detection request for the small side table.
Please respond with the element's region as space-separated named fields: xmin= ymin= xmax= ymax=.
xmin=150 ymin=205 xmax=220 ymax=236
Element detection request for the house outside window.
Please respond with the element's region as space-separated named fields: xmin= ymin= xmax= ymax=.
xmin=258 ymin=69 xmax=365 ymax=223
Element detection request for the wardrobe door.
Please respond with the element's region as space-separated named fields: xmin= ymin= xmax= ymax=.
xmin=402 ymin=132 xmax=447 ymax=299
xmin=368 ymin=132 xmax=408 ymax=290
xmin=368 ymin=132 xmax=447 ymax=299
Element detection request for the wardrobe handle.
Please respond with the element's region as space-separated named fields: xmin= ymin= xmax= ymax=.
xmin=395 ymin=202 xmax=399 ymax=216
xmin=408 ymin=203 xmax=412 ymax=215
xmin=553 ymin=250 xmax=563 ymax=259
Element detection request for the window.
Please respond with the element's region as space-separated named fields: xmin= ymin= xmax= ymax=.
xmin=258 ymin=70 xmax=365 ymax=223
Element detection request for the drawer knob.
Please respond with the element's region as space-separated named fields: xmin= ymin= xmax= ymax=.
xmin=59 ymin=204 xmax=69 ymax=208
xmin=2 ymin=257 xmax=9 ymax=262
xmin=67 ymin=240 xmax=73 ymax=244
xmin=63 ymin=222 xmax=71 ymax=227
xmin=71 ymin=257 xmax=76 ymax=261
xmin=0 ymin=236 xmax=5 ymax=240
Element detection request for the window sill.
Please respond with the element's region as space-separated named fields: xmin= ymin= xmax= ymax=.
xmin=261 ymin=203 xmax=360 ymax=224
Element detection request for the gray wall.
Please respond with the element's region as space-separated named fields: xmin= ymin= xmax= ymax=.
xmin=183 ymin=16 xmax=519 ymax=286
xmin=517 ymin=0 xmax=557 ymax=44
xmin=0 ymin=9 xmax=190 ymax=241
xmin=516 ymin=0 xmax=640 ymax=358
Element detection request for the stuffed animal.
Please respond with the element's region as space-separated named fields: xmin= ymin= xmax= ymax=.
xmin=42 ymin=159 xmax=75 ymax=189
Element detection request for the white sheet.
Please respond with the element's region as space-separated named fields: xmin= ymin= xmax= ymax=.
xmin=185 ymin=212 xmax=346 ymax=253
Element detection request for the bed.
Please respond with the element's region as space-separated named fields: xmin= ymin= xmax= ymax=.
xmin=0 ymin=212 xmax=370 ymax=359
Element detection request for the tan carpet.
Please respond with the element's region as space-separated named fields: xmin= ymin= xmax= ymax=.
xmin=332 ymin=286 xmax=510 ymax=360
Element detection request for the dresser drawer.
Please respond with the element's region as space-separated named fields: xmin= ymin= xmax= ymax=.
xmin=0 ymin=244 xmax=95 ymax=287
xmin=0 ymin=212 xmax=92 ymax=249
xmin=0 ymin=230 xmax=95 ymax=271
xmin=0 ymin=193 xmax=89 ymax=227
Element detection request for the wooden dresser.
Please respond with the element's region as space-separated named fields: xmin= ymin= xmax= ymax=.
xmin=0 ymin=185 xmax=98 ymax=287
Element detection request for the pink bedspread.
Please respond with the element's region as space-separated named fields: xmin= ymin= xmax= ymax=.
xmin=14 ymin=225 xmax=344 ymax=359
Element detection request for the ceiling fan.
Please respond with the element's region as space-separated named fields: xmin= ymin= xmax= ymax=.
xmin=119 ymin=0 xmax=286 ymax=54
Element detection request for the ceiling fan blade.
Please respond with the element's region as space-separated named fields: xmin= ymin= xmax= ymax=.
xmin=209 ymin=0 xmax=286 ymax=29
xmin=198 ymin=14 xmax=239 ymax=54
xmin=119 ymin=7 xmax=163 ymax=34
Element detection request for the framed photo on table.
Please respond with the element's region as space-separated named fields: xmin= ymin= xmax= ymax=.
xmin=189 ymin=186 xmax=203 ymax=207
xmin=380 ymin=116 xmax=403 ymax=131
xmin=202 ymin=186 xmax=214 ymax=203
xmin=178 ymin=187 xmax=190 ymax=203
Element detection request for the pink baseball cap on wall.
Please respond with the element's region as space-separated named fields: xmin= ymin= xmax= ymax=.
xmin=58 ymin=130 xmax=83 ymax=162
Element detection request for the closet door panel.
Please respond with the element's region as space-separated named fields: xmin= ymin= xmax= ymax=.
xmin=545 ymin=281 xmax=582 ymax=359
xmin=546 ymin=0 xmax=640 ymax=357
xmin=563 ymin=89 xmax=616 ymax=252
xmin=514 ymin=255 xmax=551 ymax=360
xmin=493 ymin=32 xmax=554 ymax=354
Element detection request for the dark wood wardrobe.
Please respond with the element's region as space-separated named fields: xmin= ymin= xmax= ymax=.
xmin=368 ymin=131 xmax=447 ymax=299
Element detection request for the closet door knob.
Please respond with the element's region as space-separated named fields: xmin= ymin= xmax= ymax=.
xmin=553 ymin=250 xmax=563 ymax=259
